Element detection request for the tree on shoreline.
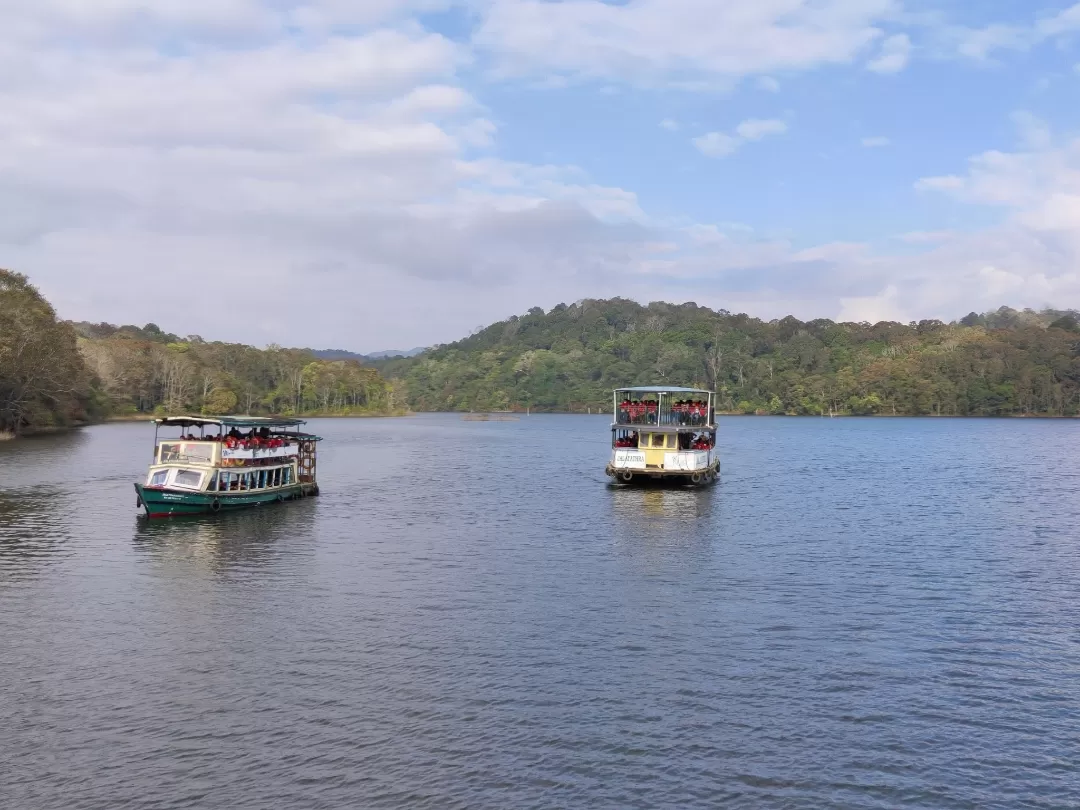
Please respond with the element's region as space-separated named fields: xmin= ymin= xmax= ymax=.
xmin=0 ymin=270 xmax=98 ymax=434
xmin=75 ymin=328 xmax=396 ymax=418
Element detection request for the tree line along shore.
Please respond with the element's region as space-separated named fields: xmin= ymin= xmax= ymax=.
xmin=0 ymin=269 xmax=401 ymax=437
xmin=5 ymin=269 xmax=1080 ymax=436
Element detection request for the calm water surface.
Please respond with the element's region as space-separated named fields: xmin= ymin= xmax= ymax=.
xmin=2 ymin=415 xmax=1080 ymax=809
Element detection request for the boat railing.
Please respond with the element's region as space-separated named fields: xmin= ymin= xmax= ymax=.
xmin=221 ymin=444 xmax=299 ymax=461
xmin=613 ymin=416 xmax=714 ymax=428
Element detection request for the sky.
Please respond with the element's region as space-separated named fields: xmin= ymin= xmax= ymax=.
xmin=3 ymin=1 xmax=1080 ymax=352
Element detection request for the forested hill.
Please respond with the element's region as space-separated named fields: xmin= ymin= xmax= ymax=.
xmin=373 ymin=299 xmax=1080 ymax=417
xmin=73 ymin=323 xmax=400 ymax=422
xmin=0 ymin=269 xmax=400 ymax=436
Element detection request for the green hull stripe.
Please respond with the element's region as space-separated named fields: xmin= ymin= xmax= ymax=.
xmin=135 ymin=484 xmax=310 ymax=516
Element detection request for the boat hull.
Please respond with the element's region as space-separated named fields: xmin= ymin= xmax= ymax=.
xmin=605 ymin=461 xmax=720 ymax=487
xmin=134 ymin=483 xmax=318 ymax=518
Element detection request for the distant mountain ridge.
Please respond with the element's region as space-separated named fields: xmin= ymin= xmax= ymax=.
xmin=311 ymin=347 xmax=426 ymax=361
xmin=364 ymin=347 xmax=427 ymax=359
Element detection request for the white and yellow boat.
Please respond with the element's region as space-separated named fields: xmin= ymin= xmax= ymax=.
xmin=605 ymin=386 xmax=720 ymax=486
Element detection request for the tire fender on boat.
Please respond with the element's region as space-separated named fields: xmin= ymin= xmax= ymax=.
xmin=620 ymin=471 xmax=634 ymax=483
xmin=690 ymin=472 xmax=703 ymax=485
xmin=211 ymin=498 xmax=221 ymax=513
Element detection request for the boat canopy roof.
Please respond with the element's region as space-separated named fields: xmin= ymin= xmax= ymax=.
xmin=616 ymin=386 xmax=713 ymax=395
xmin=155 ymin=415 xmax=307 ymax=429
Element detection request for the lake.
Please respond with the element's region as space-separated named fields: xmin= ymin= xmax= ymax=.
xmin=2 ymin=415 xmax=1079 ymax=809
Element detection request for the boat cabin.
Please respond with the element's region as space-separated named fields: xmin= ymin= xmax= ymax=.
xmin=606 ymin=386 xmax=719 ymax=485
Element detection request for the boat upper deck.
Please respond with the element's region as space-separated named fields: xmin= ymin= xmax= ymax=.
xmin=612 ymin=386 xmax=716 ymax=429
xmin=155 ymin=415 xmax=308 ymax=430
xmin=152 ymin=415 xmax=321 ymax=468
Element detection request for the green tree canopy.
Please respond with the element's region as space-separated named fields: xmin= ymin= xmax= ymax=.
xmin=0 ymin=269 xmax=99 ymax=434
xmin=374 ymin=299 xmax=1080 ymax=417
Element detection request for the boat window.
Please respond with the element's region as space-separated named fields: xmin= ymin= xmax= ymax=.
xmin=173 ymin=469 xmax=203 ymax=489
xmin=160 ymin=443 xmax=182 ymax=463
xmin=272 ymin=468 xmax=281 ymax=487
xmin=258 ymin=470 xmax=267 ymax=489
xmin=207 ymin=473 xmax=218 ymax=492
xmin=149 ymin=470 xmax=168 ymax=487
xmin=283 ymin=467 xmax=292 ymax=485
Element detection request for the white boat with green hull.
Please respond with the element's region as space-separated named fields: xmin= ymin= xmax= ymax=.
xmin=134 ymin=416 xmax=321 ymax=518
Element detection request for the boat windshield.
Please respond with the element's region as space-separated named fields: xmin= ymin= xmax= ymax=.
xmin=159 ymin=442 xmax=214 ymax=464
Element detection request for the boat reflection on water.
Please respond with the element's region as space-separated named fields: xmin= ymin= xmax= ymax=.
xmin=132 ymin=500 xmax=318 ymax=574
xmin=608 ymin=485 xmax=719 ymax=562
xmin=610 ymin=485 xmax=716 ymax=519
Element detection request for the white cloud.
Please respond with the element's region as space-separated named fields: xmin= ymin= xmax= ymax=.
xmin=1012 ymin=110 xmax=1051 ymax=150
xmin=6 ymin=1 xmax=1080 ymax=349
xmin=0 ymin=1 xmax=676 ymax=347
xmin=660 ymin=118 xmax=680 ymax=132
xmin=648 ymin=118 xmax=1080 ymax=326
xmin=867 ymin=33 xmax=911 ymax=73
xmin=861 ymin=136 xmax=891 ymax=147
xmin=694 ymin=118 xmax=788 ymax=159
xmin=473 ymin=0 xmax=901 ymax=86
xmin=693 ymin=132 xmax=742 ymax=158
xmin=757 ymin=76 xmax=781 ymax=93
xmin=735 ymin=118 xmax=788 ymax=140
xmin=950 ymin=3 xmax=1080 ymax=62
